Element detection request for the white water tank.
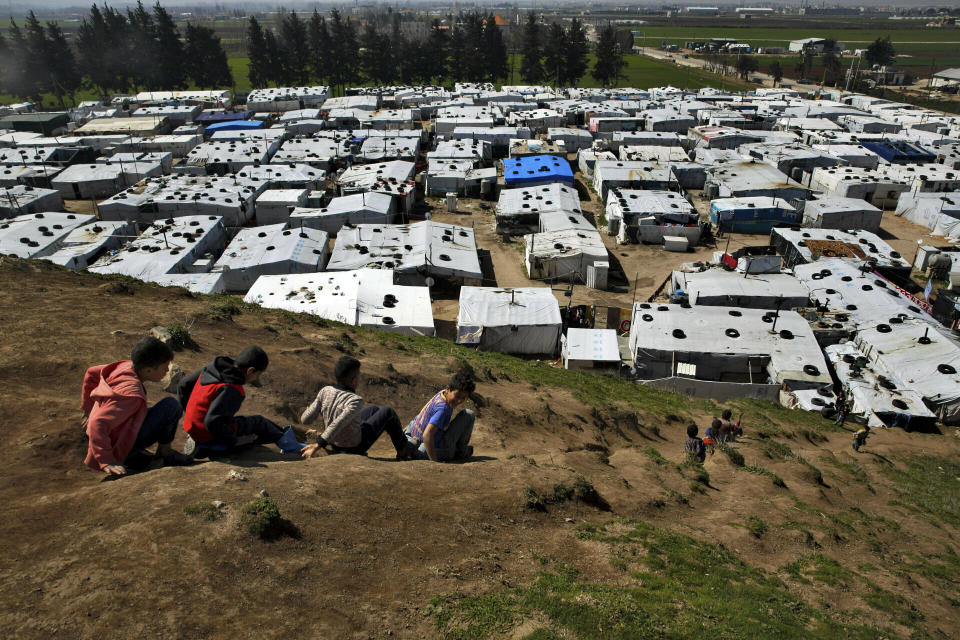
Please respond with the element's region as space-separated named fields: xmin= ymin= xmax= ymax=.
xmin=445 ymin=192 xmax=457 ymax=212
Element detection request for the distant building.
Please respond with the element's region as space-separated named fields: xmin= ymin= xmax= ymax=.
xmin=788 ymin=38 xmax=844 ymax=54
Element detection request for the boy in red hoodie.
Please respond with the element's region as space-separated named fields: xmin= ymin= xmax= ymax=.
xmin=82 ymin=337 xmax=193 ymax=476
xmin=178 ymin=346 xmax=305 ymax=457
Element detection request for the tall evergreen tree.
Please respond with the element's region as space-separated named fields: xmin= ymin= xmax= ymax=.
xmin=21 ymin=14 xmax=49 ymax=102
xmin=154 ymin=2 xmax=186 ymax=90
xmin=449 ymin=22 xmax=467 ymax=85
xmin=565 ymin=18 xmax=589 ymax=86
xmin=307 ymin=10 xmax=331 ymax=86
xmin=593 ymin=23 xmax=625 ymax=88
xmin=101 ymin=5 xmax=135 ymax=91
xmin=246 ymin=17 xmax=269 ymax=89
xmin=263 ymin=29 xmax=285 ymax=86
xmin=127 ymin=1 xmax=157 ymax=89
xmin=184 ymin=23 xmax=232 ymax=89
xmin=360 ymin=24 xmax=392 ymax=85
xmin=542 ymin=23 xmax=567 ymax=87
xmin=483 ymin=14 xmax=508 ymax=83
xmin=423 ymin=19 xmax=448 ymax=84
xmin=0 ymin=32 xmax=7 ymax=96
xmin=519 ymin=12 xmax=544 ymax=84
xmin=462 ymin=13 xmax=486 ymax=82
xmin=279 ymin=10 xmax=310 ymax=85
xmin=45 ymin=22 xmax=81 ymax=107
xmin=328 ymin=9 xmax=360 ymax=92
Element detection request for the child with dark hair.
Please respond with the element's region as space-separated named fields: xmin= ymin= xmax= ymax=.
xmin=405 ymin=369 xmax=477 ymax=462
xmin=721 ymin=409 xmax=743 ymax=440
xmin=299 ymin=356 xmax=415 ymax=459
xmin=81 ymin=336 xmax=192 ymax=476
xmin=702 ymin=418 xmax=720 ymax=454
xmin=178 ymin=346 xmax=305 ymax=458
xmin=684 ymin=424 xmax=706 ymax=463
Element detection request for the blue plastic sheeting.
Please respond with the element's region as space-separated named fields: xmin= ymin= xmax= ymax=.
xmin=502 ymin=154 xmax=574 ymax=186
xmin=710 ymin=202 xmax=798 ymax=234
xmin=204 ymin=119 xmax=265 ymax=132
xmin=860 ymin=141 xmax=935 ymax=165
xmin=197 ymin=110 xmax=254 ymax=123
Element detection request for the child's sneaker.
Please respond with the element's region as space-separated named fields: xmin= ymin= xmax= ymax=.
xmin=276 ymin=426 xmax=307 ymax=454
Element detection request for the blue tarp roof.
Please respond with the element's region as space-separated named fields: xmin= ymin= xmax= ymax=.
xmin=502 ymin=154 xmax=574 ymax=186
xmin=204 ymin=119 xmax=265 ymax=132
xmin=197 ymin=110 xmax=254 ymax=123
xmin=860 ymin=141 xmax=935 ymax=164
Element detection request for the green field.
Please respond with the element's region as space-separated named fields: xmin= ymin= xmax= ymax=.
xmin=630 ymin=25 xmax=960 ymax=50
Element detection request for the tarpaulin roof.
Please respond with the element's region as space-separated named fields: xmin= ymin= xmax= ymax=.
xmin=204 ymin=119 xmax=265 ymax=132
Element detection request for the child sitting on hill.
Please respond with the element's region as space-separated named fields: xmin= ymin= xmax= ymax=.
xmin=81 ymin=336 xmax=192 ymax=477
xmin=299 ymin=356 xmax=416 ymax=460
xmin=702 ymin=418 xmax=720 ymax=454
xmin=405 ymin=369 xmax=477 ymax=462
xmin=178 ymin=346 xmax=305 ymax=458
xmin=684 ymin=424 xmax=706 ymax=463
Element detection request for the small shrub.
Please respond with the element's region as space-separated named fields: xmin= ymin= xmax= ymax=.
xmin=690 ymin=481 xmax=706 ymax=494
xmin=573 ymin=477 xmax=611 ymax=511
xmin=239 ymin=496 xmax=296 ymax=539
xmin=523 ymin=487 xmax=547 ymax=512
xmin=747 ymin=516 xmax=768 ymax=538
xmin=165 ymin=322 xmax=197 ymax=350
xmin=718 ymin=444 xmax=744 ymax=467
xmin=551 ymin=483 xmax=574 ymax=503
xmin=183 ymin=501 xmax=223 ymax=521
xmin=208 ymin=298 xmax=242 ymax=320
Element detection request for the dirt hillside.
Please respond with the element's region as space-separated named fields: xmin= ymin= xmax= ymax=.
xmin=0 ymin=257 xmax=957 ymax=640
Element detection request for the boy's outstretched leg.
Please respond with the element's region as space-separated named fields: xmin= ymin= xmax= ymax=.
xmin=127 ymin=397 xmax=191 ymax=469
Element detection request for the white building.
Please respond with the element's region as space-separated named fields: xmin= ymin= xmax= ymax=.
xmin=496 ymin=182 xmax=583 ymax=233
xmin=0 ymin=185 xmax=63 ymax=217
xmin=39 ymin=220 xmax=136 ymax=270
xmin=802 ymin=196 xmax=883 ymax=233
xmin=524 ymin=228 xmax=608 ymax=286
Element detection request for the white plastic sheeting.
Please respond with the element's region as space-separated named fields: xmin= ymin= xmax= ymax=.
xmin=803 ymin=196 xmax=883 ymax=233
xmin=524 ymin=228 xmax=608 ymax=283
xmin=793 ymin=258 xmax=937 ymax=329
xmin=98 ymin=175 xmax=264 ymax=226
xmin=39 ymin=221 xmax=136 ymax=270
xmin=894 ymin=193 xmax=960 ymax=239
xmin=88 ymin=215 xmax=227 ymax=282
xmin=628 ymin=303 xmax=832 ymax=388
xmin=214 ymin=223 xmax=329 ymax=292
xmin=825 ymin=342 xmax=936 ymax=428
xmin=288 ymin=192 xmax=395 ymax=235
xmin=328 ymin=220 xmax=481 ymax=284
xmin=771 ymin=227 xmax=911 ymax=270
xmin=456 ymin=287 xmax=562 ymax=355
xmin=151 ymin=272 xmax=227 ymax=294
xmin=244 ymin=269 xmax=435 ymax=336
xmin=0 ymin=211 xmax=95 ymax=258
xmin=854 ymin=319 xmax=960 ymax=424
xmin=562 ymin=328 xmax=621 ymax=370
xmin=672 ymin=270 xmax=810 ymax=310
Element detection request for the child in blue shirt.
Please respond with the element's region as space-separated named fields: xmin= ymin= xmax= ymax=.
xmin=406 ymin=369 xmax=476 ymax=462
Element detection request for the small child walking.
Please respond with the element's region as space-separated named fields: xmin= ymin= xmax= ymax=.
xmin=684 ymin=424 xmax=706 ymax=463
xmin=852 ymin=426 xmax=870 ymax=452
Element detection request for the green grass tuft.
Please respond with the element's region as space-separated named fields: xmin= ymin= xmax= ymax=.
xmin=883 ymin=456 xmax=960 ymax=527
xmin=747 ymin=516 xmax=768 ymax=538
xmin=718 ymin=444 xmax=745 ymax=467
xmin=183 ymin=501 xmax=223 ymax=521
xmin=740 ymin=465 xmax=787 ymax=488
xmin=239 ymin=496 xmax=296 ymax=539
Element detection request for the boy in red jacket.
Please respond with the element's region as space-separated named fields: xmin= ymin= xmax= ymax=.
xmin=178 ymin=346 xmax=305 ymax=457
xmin=82 ymin=337 xmax=193 ymax=476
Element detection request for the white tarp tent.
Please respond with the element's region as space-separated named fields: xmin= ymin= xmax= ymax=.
xmin=854 ymin=319 xmax=960 ymax=424
xmin=288 ymin=192 xmax=396 ymax=235
xmin=524 ymin=228 xmax=608 ymax=284
xmin=825 ymin=342 xmax=937 ymax=429
xmin=327 ymin=220 xmax=482 ymax=285
xmin=803 ymin=196 xmax=883 ymax=233
xmin=894 ymin=193 xmax=960 ymax=239
xmin=214 ymin=223 xmax=329 ymax=292
xmin=671 ymin=269 xmax=810 ymax=310
xmin=561 ymin=328 xmax=621 ymax=372
xmin=0 ymin=212 xmax=95 ymax=258
xmin=628 ymin=302 xmax=832 ymax=389
xmin=456 ymin=287 xmax=561 ymax=355
xmin=88 ymin=215 xmax=228 ymax=282
xmin=244 ymin=269 xmax=435 ymax=336
xmin=39 ymin=220 xmax=136 ymax=270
